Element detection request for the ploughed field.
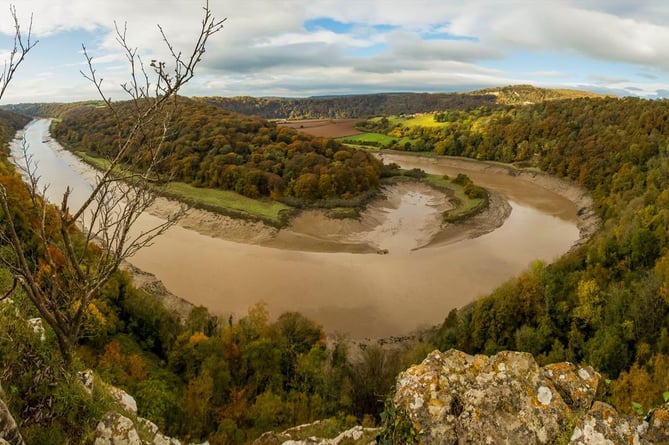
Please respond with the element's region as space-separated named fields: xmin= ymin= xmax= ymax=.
xmin=277 ymin=118 xmax=362 ymax=137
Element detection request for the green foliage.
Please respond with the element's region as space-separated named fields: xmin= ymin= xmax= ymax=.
xmin=194 ymin=92 xmax=497 ymax=120
xmin=377 ymin=397 xmax=420 ymax=445
xmin=0 ymin=305 xmax=109 ymax=444
xmin=423 ymin=97 xmax=669 ymax=409
xmin=134 ymin=378 xmax=184 ymax=430
xmin=471 ymin=84 xmax=605 ymax=105
xmin=50 ymin=99 xmax=383 ymax=204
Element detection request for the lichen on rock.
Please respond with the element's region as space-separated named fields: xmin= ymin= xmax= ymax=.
xmin=389 ymin=349 xmax=669 ymax=445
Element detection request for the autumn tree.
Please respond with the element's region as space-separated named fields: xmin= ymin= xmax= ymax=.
xmin=0 ymin=3 xmax=224 ymax=365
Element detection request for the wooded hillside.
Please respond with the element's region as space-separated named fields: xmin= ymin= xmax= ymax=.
xmin=405 ymin=97 xmax=669 ymax=412
xmin=50 ymin=99 xmax=383 ymax=203
xmin=195 ymin=92 xmax=498 ymax=119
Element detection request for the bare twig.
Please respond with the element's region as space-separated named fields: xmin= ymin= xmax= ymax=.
xmin=0 ymin=2 xmax=224 ymax=365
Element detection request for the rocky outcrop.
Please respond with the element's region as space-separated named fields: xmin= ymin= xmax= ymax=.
xmin=77 ymin=370 xmax=207 ymax=445
xmin=0 ymin=396 xmax=24 ymax=445
xmin=93 ymin=411 xmax=210 ymax=445
xmin=391 ymin=349 xmax=669 ymax=445
xmin=252 ymin=421 xmax=378 ymax=444
xmin=94 ymin=412 xmax=142 ymax=445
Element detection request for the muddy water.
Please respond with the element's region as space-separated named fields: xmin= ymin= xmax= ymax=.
xmin=13 ymin=120 xmax=580 ymax=338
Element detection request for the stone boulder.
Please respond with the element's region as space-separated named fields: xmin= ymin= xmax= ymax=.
xmin=391 ymin=349 xmax=669 ymax=445
xmin=77 ymin=369 xmax=138 ymax=414
xmin=0 ymin=396 xmax=25 ymax=445
xmin=568 ymin=401 xmax=646 ymax=445
xmin=645 ymin=407 xmax=669 ymax=443
xmin=93 ymin=410 xmax=211 ymax=445
xmin=109 ymin=386 xmax=138 ymax=415
xmin=252 ymin=421 xmax=378 ymax=444
xmin=94 ymin=412 xmax=142 ymax=445
xmin=543 ymin=362 xmax=600 ymax=410
xmin=393 ymin=349 xmax=571 ymax=444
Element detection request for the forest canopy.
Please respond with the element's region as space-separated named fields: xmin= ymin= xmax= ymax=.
xmin=49 ymin=99 xmax=383 ymax=203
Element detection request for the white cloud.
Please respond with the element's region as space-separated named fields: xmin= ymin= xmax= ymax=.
xmin=0 ymin=0 xmax=668 ymax=102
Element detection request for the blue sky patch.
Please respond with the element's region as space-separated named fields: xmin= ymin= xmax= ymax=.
xmin=304 ymin=18 xmax=353 ymax=34
xmin=304 ymin=18 xmax=399 ymax=35
xmin=345 ymin=43 xmax=388 ymax=58
xmin=421 ymin=23 xmax=478 ymax=42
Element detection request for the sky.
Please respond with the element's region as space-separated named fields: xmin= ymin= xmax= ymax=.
xmin=0 ymin=0 xmax=668 ymax=103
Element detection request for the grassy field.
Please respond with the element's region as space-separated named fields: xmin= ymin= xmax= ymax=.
xmin=368 ymin=113 xmax=448 ymax=128
xmin=163 ymin=182 xmax=291 ymax=226
xmin=75 ymin=151 xmax=291 ymax=226
xmin=76 ymin=151 xmax=110 ymax=170
xmin=422 ymin=174 xmax=487 ymax=222
xmin=337 ymin=132 xmax=417 ymax=148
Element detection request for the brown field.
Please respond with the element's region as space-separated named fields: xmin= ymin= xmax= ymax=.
xmin=277 ymin=118 xmax=362 ymax=138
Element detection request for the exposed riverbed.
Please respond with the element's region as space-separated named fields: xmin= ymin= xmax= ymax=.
xmin=11 ymin=119 xmax=586 ymax=338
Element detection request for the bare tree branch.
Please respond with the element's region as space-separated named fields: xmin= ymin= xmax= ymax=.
xmin=0 ymin=1 xmax=224 ymax=365
xmin=0 ymin=5 xmax=37 ymax=100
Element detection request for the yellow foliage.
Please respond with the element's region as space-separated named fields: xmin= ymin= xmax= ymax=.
xmin=87 ymin=301 xmax=108 ymax=327
xmin=573 ymin=278 xmax=603 ymax=327
xmin=189 ymin=331 xmax=209 ymax=345
xmin=388 ymin=127 xmax=403 ymax=138
xmin=611 ymin=354 xmax=669 ymax=415
xmin=655 ymin=255 xmax=669 ymax=303
xmin=127 ymin=353 xmax=147 ymax=381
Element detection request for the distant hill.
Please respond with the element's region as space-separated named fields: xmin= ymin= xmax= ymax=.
xmin=49 ymin=98 xmax=383 ymax=203
xmin=470 ymin=84 xmax=610 ymax=105
xmin=194 ymin=93 xmax=498 ymax=120
xmin=3 ymin=86 xmax=610 ymax=121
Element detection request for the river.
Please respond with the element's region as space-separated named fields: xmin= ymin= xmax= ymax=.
xmin=11 ymin=119 xmax=581 ymax=338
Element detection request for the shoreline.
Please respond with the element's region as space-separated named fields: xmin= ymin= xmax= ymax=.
xmin=144 ymin=154 xmax=598 ymax=257
xmin=379 ymin=152 xmax=600 ymax=250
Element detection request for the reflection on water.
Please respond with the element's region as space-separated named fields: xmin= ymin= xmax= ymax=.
xmin=14 ymin=119 xmax=581 ymax=338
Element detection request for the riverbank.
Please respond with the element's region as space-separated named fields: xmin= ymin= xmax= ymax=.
xmin=142 ymin=153 xmax=595 ymax=256
xmin=145 ymin=178 xmax=511 ymax=254
xmin=378 ymin=152 xmax=600 ymax=250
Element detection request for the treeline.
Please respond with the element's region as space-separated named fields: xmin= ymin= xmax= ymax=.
xmin=0 ymin=109 xmax=31 ymax=143
xmin=196 ymin=93 xmax=497 ymax=119
xmin=79 ymin=276 xmax=429 ymax=443
xmin=418 ymin=97 xmax=669 ymax=412
xmin=471 ymin=84 xmax=607 ymax=105
xmin=49 ymin=99 xmax=383 ymax=202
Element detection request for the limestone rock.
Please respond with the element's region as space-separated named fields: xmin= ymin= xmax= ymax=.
xmin=94 ymin=412 xmax=141 ymax=445
xmin=393 ymin=349 xmax=570 ymax=444
xmin=543 ymin=362 xmax=600 ymax=410
xmin=645 ymin=407 xmax=669 ymax=443
xmin=251 ymin=422 xmax=378 ymax=444
xmin=137 ymin=417 xmax=159 ymax=438
xmin=152 ymin=433 xmax=182 ymax=445
xmin=390 ymin=349 xmax=669 ymax=444
xmin=78 ymin=369 xmax=95 ymax=394
xmin=77 ymin=369 xmax=137 ymax=416
xmin=108 ymin=386 xmax=138 ymax=415
xmin=26 ymin=318 xmax=45 ymax=341
xmin=0 ymin=396 xmax=25 ymax=445
xmin=568 ymin=401 xmax=646 ymax=445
